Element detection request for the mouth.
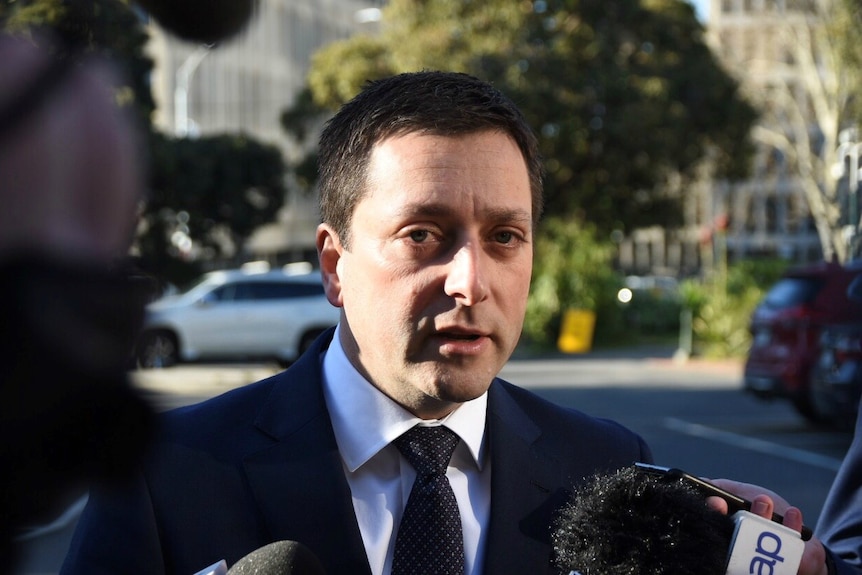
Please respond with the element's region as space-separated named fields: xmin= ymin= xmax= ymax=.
xmin=430 ymin=326 xmax=491 ymax=357
xmin=438 ymin=331 xmax=482 ymax=342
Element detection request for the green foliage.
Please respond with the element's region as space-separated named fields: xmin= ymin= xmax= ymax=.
xmin=143 ymin=132 xmax=286 ymax=267
xmin=524 ymin=217 xmax=625 ymax=348
xmin=619 ymin=289 xmax=682 ymax=334
xmin=680 ymin=258 xmax=789 ymax=358
xmin=140 ymin=133 xmax=285 ymax=284
xmin=307 ymin=36 xmax=394 ymax=110
xmin=510 ymin=0 xmax=757 ymax=232
xmin=299 ymin=0 xmax=758 ymax=237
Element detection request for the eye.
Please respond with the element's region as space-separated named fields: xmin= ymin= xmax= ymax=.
xmin=495 ymin=231 xmax=514 ymax=244
xmin=409 ymin=229 xmax=430 ymax=243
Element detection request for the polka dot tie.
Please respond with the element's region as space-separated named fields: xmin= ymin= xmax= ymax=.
xmin=392 ymin=425 xmax=465 ymax=575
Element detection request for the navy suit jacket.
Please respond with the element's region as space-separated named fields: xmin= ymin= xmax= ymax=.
xmin=62 ymin=330 xmax=652 ymax=574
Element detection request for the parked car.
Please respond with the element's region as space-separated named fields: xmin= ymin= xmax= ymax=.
xmin=135 ymin=266 xmax=340 ymax=368
xmin=809 ymin=275 xmax=862 ymax=430
xmin=744 ymin=260 xmax=862 ymax=423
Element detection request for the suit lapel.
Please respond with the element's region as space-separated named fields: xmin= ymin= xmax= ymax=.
xmin=242 ymin=331 xmax=372 ymax=575
xmin=483 ymin=380 xmax=567 ymax=575
xmin=237 ymin=336 xmax=568 ymax=575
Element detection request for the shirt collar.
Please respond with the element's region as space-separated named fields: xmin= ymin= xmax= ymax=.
xmin=321 ymin=324 xmax=488 ymax=473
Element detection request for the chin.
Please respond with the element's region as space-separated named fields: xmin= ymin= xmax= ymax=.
xmin=433 ymin=377 xmax=493 ymax=405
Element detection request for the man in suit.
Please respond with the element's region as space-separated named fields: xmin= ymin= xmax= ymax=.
xmin=62 ymin=70 xmax=652 ymax=575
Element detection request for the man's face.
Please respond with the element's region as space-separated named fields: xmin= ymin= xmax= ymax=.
xmin=317 ymin=130 xmax=534 ymax=419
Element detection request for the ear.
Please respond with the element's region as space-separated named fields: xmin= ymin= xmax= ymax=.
xmin=316 ymin=223 xmax=344 ymax=307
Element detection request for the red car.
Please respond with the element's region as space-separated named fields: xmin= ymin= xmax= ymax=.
xmin=744 ymin=261 xmax=862 ymax=423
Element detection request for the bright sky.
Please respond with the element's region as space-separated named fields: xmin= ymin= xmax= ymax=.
xmin=689 ymin=0 xmax=710 ymax=22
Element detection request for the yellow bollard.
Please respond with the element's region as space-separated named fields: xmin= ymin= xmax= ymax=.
xmin=557 ymin=309 xmax=596 ymax=353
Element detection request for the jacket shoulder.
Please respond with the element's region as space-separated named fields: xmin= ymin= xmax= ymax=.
xmin=491 ymin=378 xmax=652 ymax=465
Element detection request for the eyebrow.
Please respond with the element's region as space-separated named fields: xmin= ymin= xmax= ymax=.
xmin=396 ymin=203 xmax=533 ymax=227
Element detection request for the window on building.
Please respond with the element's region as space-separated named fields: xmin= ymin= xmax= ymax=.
xmin=764 ymin=147 xmax=785 ymax=177
xmin=786 ymin=192 xmax=805 ymax=233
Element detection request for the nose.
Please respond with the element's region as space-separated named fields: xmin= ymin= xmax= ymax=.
xmin=443 ymin=241 xmax=489 ymax=306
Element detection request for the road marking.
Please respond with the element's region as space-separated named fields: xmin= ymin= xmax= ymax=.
xmin=663 ymin=417 xmax=844 ymax=472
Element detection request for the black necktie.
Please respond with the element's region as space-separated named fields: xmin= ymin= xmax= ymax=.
xmin=392 ymin=425 xmax=465 ymax=575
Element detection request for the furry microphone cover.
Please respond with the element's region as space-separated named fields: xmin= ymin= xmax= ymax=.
xmin=552 ymin=465 xmax=736 ymax=575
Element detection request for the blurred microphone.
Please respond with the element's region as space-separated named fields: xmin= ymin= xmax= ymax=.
xmin=552 ymin=465 xmax=737 ymax=575
xmin=226 ymin=541 xmax=326 ymax=575
xmin=134 ymin=0 xmax=259 ymax=44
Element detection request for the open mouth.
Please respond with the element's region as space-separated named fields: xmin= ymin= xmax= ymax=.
xmin=439 ymin=331 xmax=481 ymax=341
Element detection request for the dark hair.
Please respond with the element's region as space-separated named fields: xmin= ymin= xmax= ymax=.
xmin=317 ymin=71 xmax=544 ymax=246
xmin=553 ymin=466 xmax=735 ymax=575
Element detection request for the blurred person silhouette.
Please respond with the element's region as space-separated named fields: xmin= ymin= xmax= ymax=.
xmin=0 ymin=33 xmax=155 ymax=572
xmin=815 ymin=396 xmax=862 ymax=575
xmin=0 ymin=0 xmax=264 ymax=571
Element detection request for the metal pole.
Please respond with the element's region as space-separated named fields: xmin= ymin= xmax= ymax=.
xmin=174 ymin=45 xmax=211 ymax=137
xmin=850 ymin=145 xmax=859 ymax=238
xmin=833 ymin=130 xmax=862 ymax=261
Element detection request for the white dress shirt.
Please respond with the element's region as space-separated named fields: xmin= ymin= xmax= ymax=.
xmin=321 ymin=325 xmax=492 ymax=575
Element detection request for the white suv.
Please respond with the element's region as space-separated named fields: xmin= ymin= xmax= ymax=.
xmin=136 ymin=266 xmax=339 ymax=368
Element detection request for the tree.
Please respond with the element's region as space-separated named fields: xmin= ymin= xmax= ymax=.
xmin=722 ymin=0 xmax=862 ymax=263
xmin=1 ymin=0 xmax=286 ymax=284
xmin=524 ymin=217 xmax=625 ymax=348
xmin=143 ymin=133 xmax=286 ymax=283
xmin=303 ymin=0 xmax=757 ymax=235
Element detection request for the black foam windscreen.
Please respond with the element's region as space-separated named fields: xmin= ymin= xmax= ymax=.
xmin=135 ymin=0 xmax=258 ymax=44
xmin=227 ymin=540 xmax=326 ymax=575
xmin=552 ymin=465 xmax=736 ymax=575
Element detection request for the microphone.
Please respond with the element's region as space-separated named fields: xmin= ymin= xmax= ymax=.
xmin=133 ymin=0 xmax=259 ymax=44
xmin=552 ymin=465 xmax=806 ymax=575
xmin=226 ymin=541 xmax=326 ymax=575
xmin=553 ymin=465 xmax=736 ymax=575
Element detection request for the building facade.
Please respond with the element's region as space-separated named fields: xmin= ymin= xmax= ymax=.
xmin=704 ymin=0 xmax=823 ymax=263
xmin=616 ymin=0 xmax=826 ymax=277
xmin=145 ymin=1 xmax=829 ymax=275
xmin=146 ymin=0 xmax=385 ymax=265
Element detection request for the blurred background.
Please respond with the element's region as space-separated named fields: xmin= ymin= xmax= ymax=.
xmin=5 ymin=0 xmax=862 ymax=571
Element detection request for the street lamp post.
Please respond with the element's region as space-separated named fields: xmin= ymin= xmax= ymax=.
xmin=833 ymin=128 xmax=862 ymax=260
xmin=174 ymin=44 xmax=212 ymax=137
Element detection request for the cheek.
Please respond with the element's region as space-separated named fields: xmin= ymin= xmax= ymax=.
xmin=500 ymin=259 xmax=533 ymax=301
xmin=341 ymin=255 xmax=404 ymax=318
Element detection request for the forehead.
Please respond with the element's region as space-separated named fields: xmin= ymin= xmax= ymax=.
xmin=362 ymin=130 xmax=532 ymax=219
xmin=365 ymin=130 xmax=529 ymax=187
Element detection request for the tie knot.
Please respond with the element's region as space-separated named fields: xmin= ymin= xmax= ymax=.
xmin=394 ymin=425 xmax=459 ymax=476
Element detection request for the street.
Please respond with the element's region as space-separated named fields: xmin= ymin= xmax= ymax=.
xmin=12 ymin=349 xmax=853 ymax=574
xmin=499 ymin=353 xmax=849 ymax=524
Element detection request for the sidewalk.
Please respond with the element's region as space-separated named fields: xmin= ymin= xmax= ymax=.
xmin=511 ymin=342 xmax=744 ymax=375
xmin=131 ymin=347 xmax=746 ymax=396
